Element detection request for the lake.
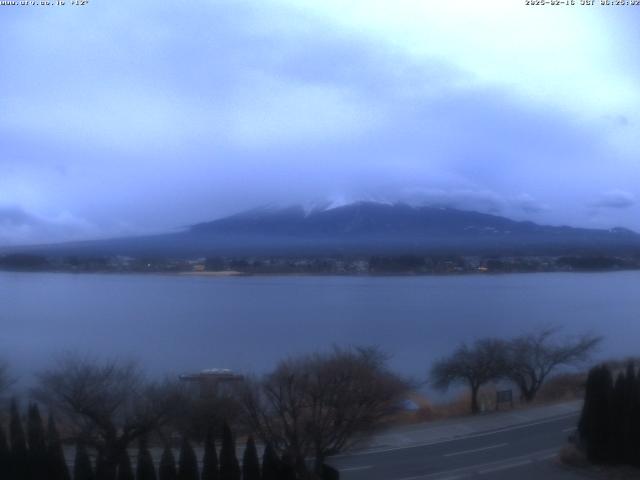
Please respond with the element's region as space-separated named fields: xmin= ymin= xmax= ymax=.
xmin=0 ymin=271 xmax=638 ymax=387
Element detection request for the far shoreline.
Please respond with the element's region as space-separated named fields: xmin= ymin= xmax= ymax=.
xmin=2 ymin=268 xmax=640 ymax=278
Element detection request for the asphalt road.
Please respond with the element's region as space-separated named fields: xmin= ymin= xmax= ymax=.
xmin=328 ymin=412 xmax=587 ymax=480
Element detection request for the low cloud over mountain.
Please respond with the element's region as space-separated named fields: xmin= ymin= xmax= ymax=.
xmin=6 ymin=202 xmax=639 ymax=259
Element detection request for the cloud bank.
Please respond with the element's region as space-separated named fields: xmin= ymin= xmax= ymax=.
xmin=0 ymin=1 xmax=639 ymax=244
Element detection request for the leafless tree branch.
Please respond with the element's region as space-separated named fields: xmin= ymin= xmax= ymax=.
xmin=240 ymin=346 xmax=409 ymax=477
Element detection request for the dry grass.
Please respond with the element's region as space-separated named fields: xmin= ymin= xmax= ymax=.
xmin=534 ymin=372 xmax=586 ymax=404
xmin=558 ymin=444 xmax=590 ymax=469
xmin=390 ymin=372 xmax=587 ymax=427
xmin=395 ymin=385 xmax=503 ymax=424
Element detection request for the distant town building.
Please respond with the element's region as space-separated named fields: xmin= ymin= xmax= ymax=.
xmin=179 ymin=368 xmax=244 ymax=397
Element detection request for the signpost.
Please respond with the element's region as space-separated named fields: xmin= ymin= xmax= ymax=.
xmin=496 ymin=389 xmax=514 ymax=410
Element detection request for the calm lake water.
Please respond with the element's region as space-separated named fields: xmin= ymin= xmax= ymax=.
xmin=1 ymin=271 xmax=638 ymax=385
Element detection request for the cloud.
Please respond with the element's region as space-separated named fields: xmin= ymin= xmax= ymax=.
xmin=0 ymin=205 xmax=96 ymax=246
xmin=397 ymin=189 xmax=551 ymax=218
xmin=225 ymin=79 xmax=380 ymax=148
xmin=514 ymin=194 xmax=549 ymax=214
xmin=279 ymin=0 xmax=640 ymax=118
xmin=0 ymin=206 xmax=40 ymax=228
xmin=603 ymin=114 xmax=631 ymax=127
xmin=592 ymin=190 xmax=636 ymax=209
xmin=399 ymin=187 xmax=505 ymax=214
xmin=0 ymin=1 xmax=390 ymax=154
xmin=1 ymin=0 xmax=640 ymax=243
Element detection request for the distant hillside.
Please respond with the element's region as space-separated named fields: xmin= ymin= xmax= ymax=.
xmin=3 ymin=202 xmax=640 ymax=258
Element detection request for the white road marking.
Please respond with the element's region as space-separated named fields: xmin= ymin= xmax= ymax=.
xmin=341 ymin=465 xmax=373 ymax=472
xmin=478 ymin=459 xmax=531 ymax=474
xmin=334 ymin=412 xmax=578 ymax=458
xmin=395 ymin=475 xmax=465 ymax=480
xmin=537 ymin=452 xmax=557 ymax=460
xmin=392 ymin=434 xmax=413 ymax=444
xmin=508 ymin=414 xmax=531 ymax=421
xmin=389 ymin=448 xmax=559 ymax=480
xmin=443 ymin=442 xmax=508 ymax=457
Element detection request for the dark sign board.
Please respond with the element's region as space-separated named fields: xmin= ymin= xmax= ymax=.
xmin=496 ymin=389 xmax=514 ymax=409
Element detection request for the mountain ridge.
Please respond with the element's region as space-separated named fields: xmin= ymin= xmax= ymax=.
xmin=2 ymin=201 xmax=640 ymax=258
xmin=190 ymin=201 xmax=636 ymax=237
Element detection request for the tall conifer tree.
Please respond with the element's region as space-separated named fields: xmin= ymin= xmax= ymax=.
xmin=47 ymin=414 xmax=71 ymax=480
xmin=219 ymin=423 xmax=240 ymax=480
xmin=279 ymin=452 xmax=296 ymax=480
xmin=177 ymin=436 xmax=198 ymax=480
xmin=95 ymin=451 xmax=107 ymax=480
xmin=136 ymin=437 xmax=157 ymax=480
xmin=241 ymin=436 xmax=260 ymax=480
xmin=633 ymin=368 xmax=640 ymax=467
xmin=261 ymin=444 xmax=280 ymax=480
xmin=10 ymin=399 xmax=28 ymax=480
xmin=201 ymin=427 xmax=219 ymax=480
xmin=0 ymin=425 xmax=10 ymax=480
xmin=27 ymin=404 xmax=48 ymax=480
xmin=578 ymin=365 xmax=614 ymax=463
xmin=622 ymin=363 xmax=637 ymax=464
xmin=158 ymin=445 xmax=177 ymax=480
xmin=116 ymin=452 xmax=134 ymax=480
xmin=610 ymin=372 xmax=626 ymax=463
xmin=74 ymin=442 xmax=95 ymax=480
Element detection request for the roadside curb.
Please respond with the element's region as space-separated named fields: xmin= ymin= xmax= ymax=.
xmin=340 ymin=411 xmax=581 ymax=458
xmin=335 ymin=400 xmax=583 ymax=459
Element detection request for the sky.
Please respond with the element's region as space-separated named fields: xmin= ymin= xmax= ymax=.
xmin=1 ymin=0 xmax=639 ymax=245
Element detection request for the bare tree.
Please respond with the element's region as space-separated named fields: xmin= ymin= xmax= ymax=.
xmin=430 ymin=338 xmax=508 ymax=414
xmin=33 ymin=354 xmax=184 ymax=480
xmin=241 ymin=346 xmax=409 ymax=478
xmin=168 ymin=389 xmax=242 ymax=443
xmin=505 ymin=328 xmax=602 ymax=402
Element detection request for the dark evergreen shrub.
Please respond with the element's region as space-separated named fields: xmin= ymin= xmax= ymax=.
xmin=633 ymin=369 xmax=640 ymax=467
xmin=621 ymin=363 xmax=637 ymax=464
xmin=95 ymin=451 xmax=107 ymax=480
xmin=178 ymin=436 xmax=199 ymax=480
xmin=74 ymin=442 xmax=95 ymax=480
xmin=578 ymin=365 xmax=615 ymax=464
xmin=241 ymin=436 xmax=260 ymax=480
xmin=158 ymin=445 xmax=177 ymax=480
xmin=201 ymin=427 xmax=219 ymax=480
xmin=321 ymin=464 xmax=340 ymax=480
xmin=219 ymin=423 xmax=240 ymax=480
xmin=610 ymin=372 xmax=626 ymax=463
xmin=10 ymin=399 xmax=28 ymax=480
xmin=116 ymin=452 xmax=134 ymax=480
xmin=0 ymin=425 xmax=10 ymax=480
xmin=27 ymin=404 xmax=48 ymax=480
xmin=279 ymin=452 xmax=296 ymax=480
xmin=46 ymin=414 xmax=71 ymax=480
xmin=136 ymin=438 xmax=157 ymax=480
xmin=260 ymin=444 xmax=280 ymax=480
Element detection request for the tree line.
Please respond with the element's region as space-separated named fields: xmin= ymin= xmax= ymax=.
xmin=430 ymin=328 xmax=601 ymax=414
xmin=0 ymin=347 xmax=407 ymax=480
xmin=577 ymin=362 xmax=640 ymax=467
xmin=0 ymin=401 xmax=69 ymax=480
xmin=0 ymin=399 xmax=338 ymax=480
xmin=0 ymin=331 xmax=602 ymax=478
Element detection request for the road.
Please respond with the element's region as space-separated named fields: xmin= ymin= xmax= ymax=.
xmin=328 ymin=411 xmax=587 ymax=479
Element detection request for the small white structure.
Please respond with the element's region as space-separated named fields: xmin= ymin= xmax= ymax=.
xmin=179 ymin=368 xmax=244 ymax=397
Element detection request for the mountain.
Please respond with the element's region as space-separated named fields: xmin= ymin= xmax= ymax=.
xmin=4 ymin=202 xmax=640 ymax=258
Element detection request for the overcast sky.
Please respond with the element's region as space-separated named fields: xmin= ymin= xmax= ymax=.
xmin=1 ymin=1 xmax=639 ymax=245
